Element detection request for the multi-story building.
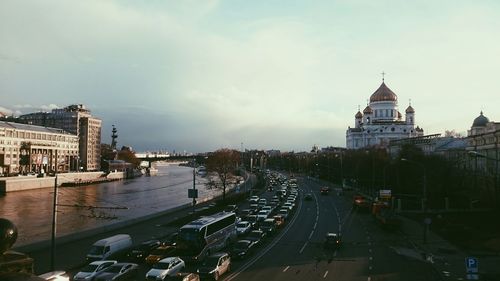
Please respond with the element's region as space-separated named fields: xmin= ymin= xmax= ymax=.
xmin=346 ymin=80 xmax=424 ymax=149
xmin=19 ymin=104 xmax=101 ymax=171
xmin=467 ymin=111 xmax=500 ymax=170
xmin=0 ymin=121 xmax=79 ymax=176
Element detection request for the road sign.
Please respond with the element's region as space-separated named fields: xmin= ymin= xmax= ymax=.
xmin=465 ymin=257 xmax=478 ymax=280
xmin=188 ymin=189 xmax=198 ymax=198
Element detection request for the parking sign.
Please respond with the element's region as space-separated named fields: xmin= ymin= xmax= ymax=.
xmin=465 ymin=257 xmax=478 ymax=280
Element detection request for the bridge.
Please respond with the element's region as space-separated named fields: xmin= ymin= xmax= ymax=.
xmin=135 ymin=154 xmax=208 ymax=167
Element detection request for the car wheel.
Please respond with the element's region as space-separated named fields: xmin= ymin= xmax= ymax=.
xmin=214 ymin=271 xmax=219 ymax=281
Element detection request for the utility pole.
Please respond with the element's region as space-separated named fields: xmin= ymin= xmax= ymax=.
xmin=50 ymin=149 xmax=59 ymax=270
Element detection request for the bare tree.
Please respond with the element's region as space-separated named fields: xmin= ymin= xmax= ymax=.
xmin=206 ymin=148 xmax=240 ymax=201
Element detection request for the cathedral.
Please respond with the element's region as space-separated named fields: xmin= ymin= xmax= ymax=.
xmin=346 ymin=79 xmax=424 ymax=149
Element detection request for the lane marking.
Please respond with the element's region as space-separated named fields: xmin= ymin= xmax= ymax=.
xmin=369 ymin=266 xmax=373 ymax=271
xmin=299 ymin=241 xmax=308 ymax=253
xmin=369 ymin=249 xmax=372 ymax=253
xmin=323 ymin=271 xmax=329 ymax=278
xmin=283 ymin=266 xmax=290 ymax=272
xmin=368 ymin=277 xmax=371 ymax=281
xmin=308 ymin=231 xmax=314 ymax=239
xmin=369 ymin=256 xmax=373 ymax=261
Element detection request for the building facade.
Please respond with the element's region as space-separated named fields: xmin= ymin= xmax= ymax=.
xmin=0 ymin=121 xmax=79 ymax=176
xmin=467 ymin=111 xmax=500 ymax=171
xmin=19 ymin=104 xmax=102 ymax=171
xmin=346 ymin=80 xmax=424 ymax=149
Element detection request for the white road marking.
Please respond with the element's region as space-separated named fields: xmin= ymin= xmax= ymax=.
xmin=299 ymin=241 xmax=308 ymax=253
xmin=369 ymin=266 xmax=373 ymax=271
xmin=368 ymin=277 xmax=372 ymax=281
xmin=308 ymin=232 xmax=314 ymax=239
xmin=369 ymin=249 xmax=372 ymax=253
xmin=283 ymin=266 xmax=290 ymax=272
xmin=369 ymin=256 xmax=373 ymax=261
xmin=334 ymin=251 xmax=338 ymax=257
xmin=323 ymin=271 xmax=329 ymax=278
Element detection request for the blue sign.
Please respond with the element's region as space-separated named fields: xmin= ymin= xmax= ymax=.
xmin=465 ymin=257 xmax=478 ymax=273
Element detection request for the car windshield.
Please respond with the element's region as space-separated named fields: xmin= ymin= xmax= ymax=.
xmin=80 ymin=264 xmax=99 ymax=272
xmin=153 ymin=261 xmax=170 ymax=269
xmin=202 ymin=257 xmax=220 ymax=267
xmin=237 ymin=222 xmax=247 ymax=228
xmin=104 ymin=266 xmax=121 ymax=273
xmin=88 ymin=246 xmax=104 ymax=255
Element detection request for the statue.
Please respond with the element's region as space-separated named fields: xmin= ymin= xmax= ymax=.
xmin=0 ymin=218 xmax=36 ymax=279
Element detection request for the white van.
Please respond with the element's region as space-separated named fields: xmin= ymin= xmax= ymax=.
xmin=86 ymin=234 xmax=132 ymax=262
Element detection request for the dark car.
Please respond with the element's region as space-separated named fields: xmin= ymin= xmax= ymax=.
xmin=320 ymin=187 xmax=330 ymax=195
xmin=197 ymin=252 xmax=231 ymax=281
xmin=163 ymin=232 xmax=178 ymax=247
xmin=246 ymin=230 xmax=266 ymax=245
xmin=168 ymin=273 xmax=200 ymax=281
xmin=224 ymin=204 xmax=238 ymax=213
xmin=304 ymin=193 xmax=313 ymax=201
xmin=126 ymin=239 xmax=161 ymax=262
xmin=231 ymin=240 xmax=255 ymax=259
xmin=93 ymin=263 xmax=138 ymax=281
xmin=323 ymin=232 xmax=341 ymax=250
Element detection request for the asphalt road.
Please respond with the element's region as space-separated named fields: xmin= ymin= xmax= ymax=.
xmin=226 ymin=176 xmax=441 ymax=281
xmin=24 ymin=174 xmax=441 ymax=280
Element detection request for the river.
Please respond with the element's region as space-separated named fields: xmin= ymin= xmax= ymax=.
xmin=0 ymin=164 xmax=217 ymax=247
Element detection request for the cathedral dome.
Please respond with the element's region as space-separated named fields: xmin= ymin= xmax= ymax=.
xmin=405 ymin=105 xmax=415 ymax=113
xmin=370 ymin=82 xmax=397 ymax=102
xmin=472 ymin=111 xmax=489 ymax=127
xmin=355 ymin=111 xmax=363 ymax=118
xmin=363 ymin=105 xmax=373 ymax=114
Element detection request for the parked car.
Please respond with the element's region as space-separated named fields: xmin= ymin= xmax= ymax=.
xmin=145 ymin=257 xmax=185 ymax=281
xmin=73 ymin=260 xmax=117 ymax=281
xmin=231 ymin=240 xmax=255 ymax=259
xmin=257 ymin=210 xmax=269 ymax=222
xmin=197 ymin=252 xmax=231 ymax=281
xmin=93 ymin=263 xmax=138 ymax=281
xmin=38 ymin=271 xmax=70 ymax=281
xmin=162 ymin=232 xmax=178 ymax=247
xmin=125 ymin=239 xmax=161 ymax=262
xmin=236 ymin=221 xmax=252 ymax=236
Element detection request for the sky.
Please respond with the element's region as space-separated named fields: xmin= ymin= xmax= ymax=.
xmin=1 ymin=0 xmax=499 ymax=153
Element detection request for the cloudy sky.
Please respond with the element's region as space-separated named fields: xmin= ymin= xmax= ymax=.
xmin=1 ymin=0 xmax=499 ymax=153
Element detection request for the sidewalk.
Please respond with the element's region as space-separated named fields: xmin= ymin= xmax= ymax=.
xmin=398 ymin=214 xmax=500 ymax=281
xmin=349 ymin=186 xmax=500 ymax=281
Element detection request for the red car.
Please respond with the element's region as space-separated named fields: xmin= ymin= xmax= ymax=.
xmin=320 ymin=187 xmax=330 ymax=195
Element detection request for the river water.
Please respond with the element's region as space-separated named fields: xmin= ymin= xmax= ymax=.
xmin=0 ymin=164 xmax=217 ymax=247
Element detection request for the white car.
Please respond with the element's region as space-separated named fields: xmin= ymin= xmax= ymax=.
xmin=257 ymin=210 xmax=270 ymax=221
xmin=73 ymin=260 xmax=117 ymax=281
xmin=145 ymin=256 xmax=185 ymax=280
xmin=236 ymin=221 xmax=252 ymax=236
xmin=38 ymin=271 xmax=70 ymax=281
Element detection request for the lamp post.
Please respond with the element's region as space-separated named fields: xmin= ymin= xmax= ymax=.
xmin=401 ymin=158 xmax=428 ymax=243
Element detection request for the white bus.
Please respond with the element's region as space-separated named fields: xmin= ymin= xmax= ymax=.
xmin=177 ymin=212 xmax=237 ymax=263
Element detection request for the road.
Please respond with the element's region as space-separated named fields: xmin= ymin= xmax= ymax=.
xmin=21 ymin=173 xmax=440 ymax=280
xmin=227 ymin=176 xmax=440 ymax=281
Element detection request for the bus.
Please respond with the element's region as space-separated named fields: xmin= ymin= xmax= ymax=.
xmin=177 ymin=212 xmax=237 ymax=263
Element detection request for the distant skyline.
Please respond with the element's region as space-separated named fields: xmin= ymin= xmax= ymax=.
xmin=1 ymin=0 xmax=499 ymax=152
